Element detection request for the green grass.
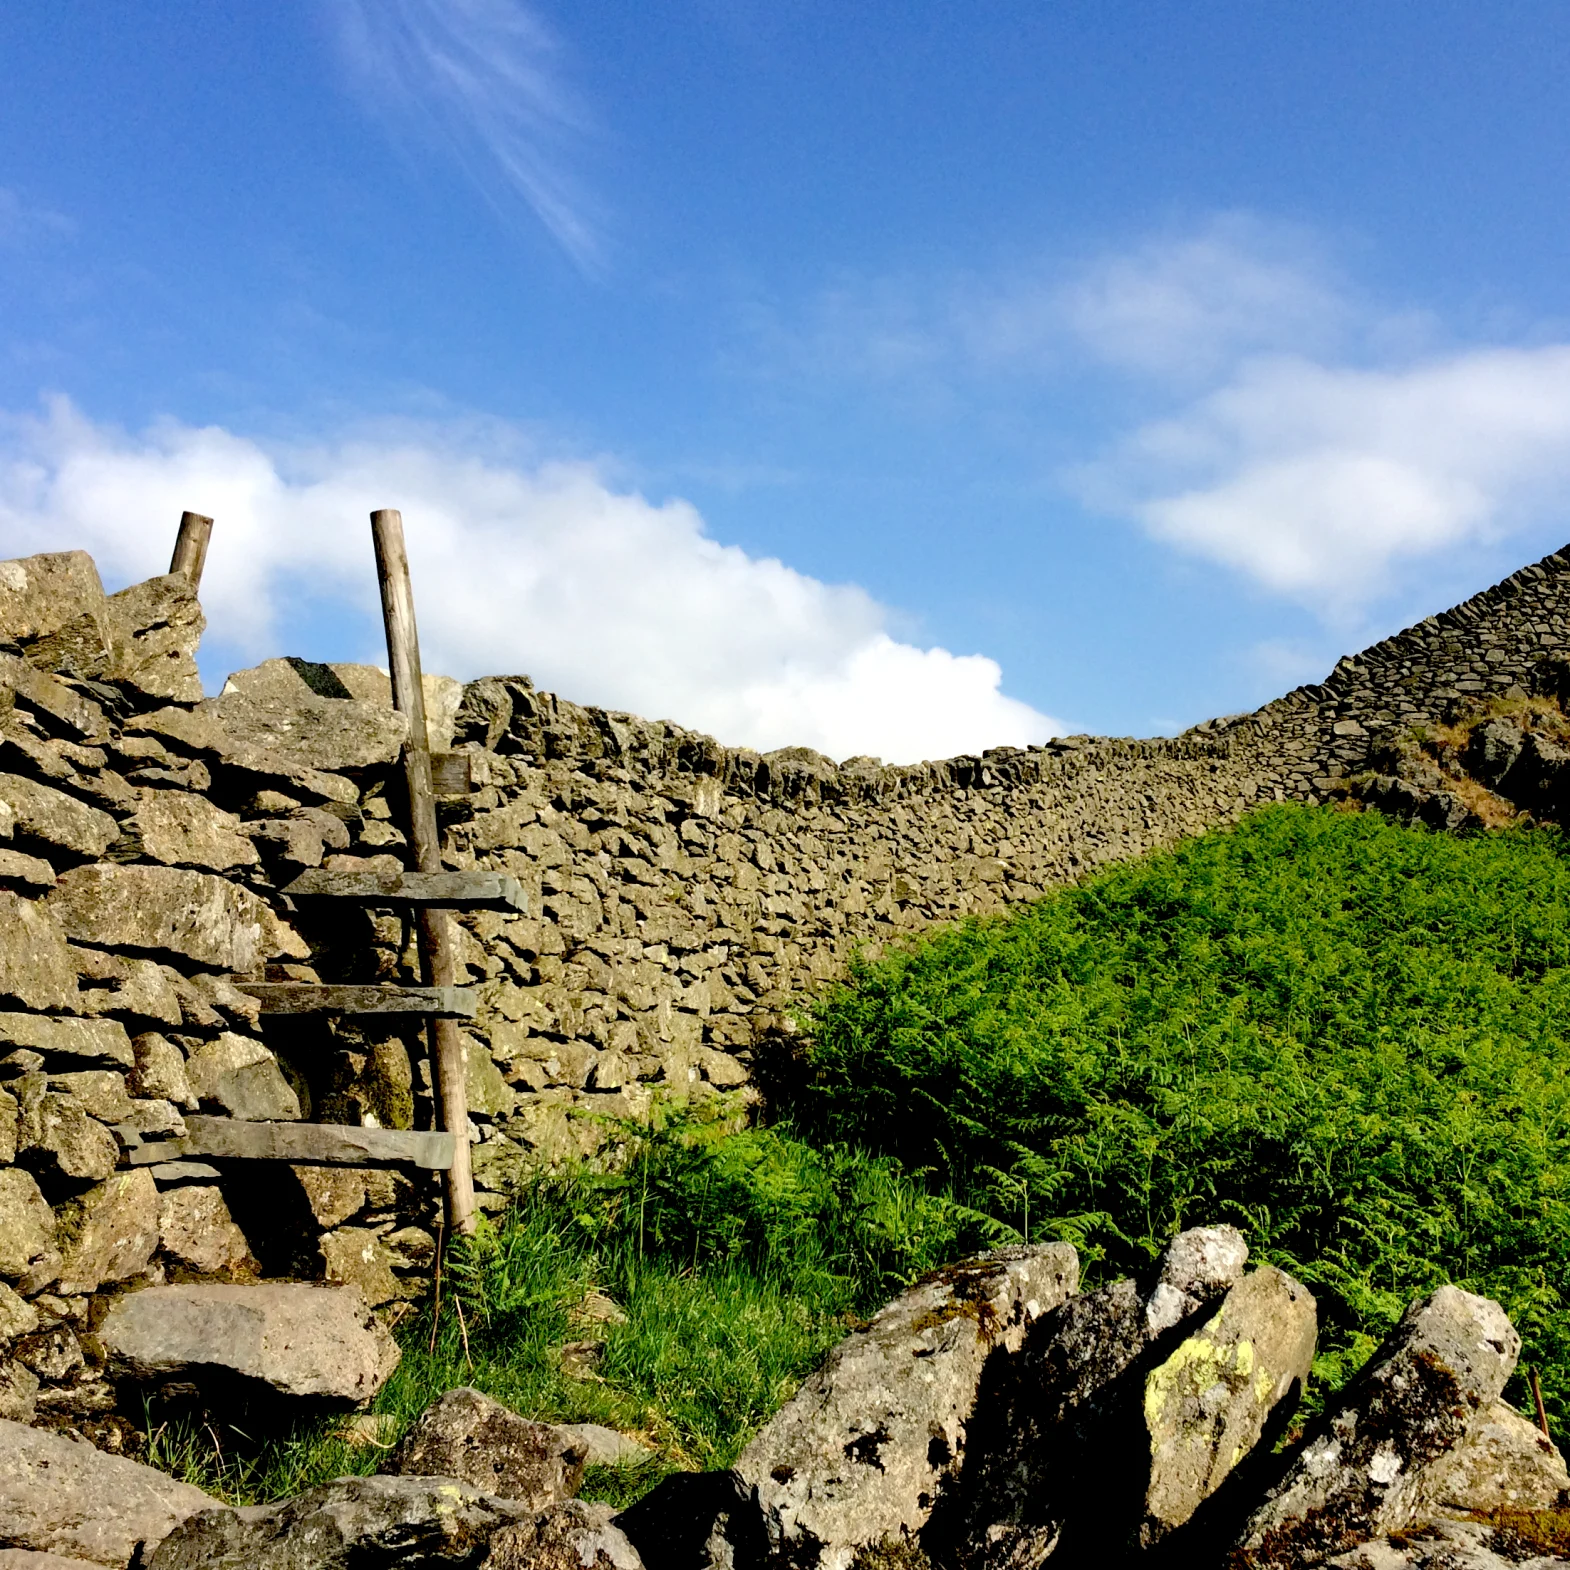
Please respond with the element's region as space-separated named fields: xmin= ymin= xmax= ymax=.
xmin=798 ymin=803 xmax=1570 ymax=1422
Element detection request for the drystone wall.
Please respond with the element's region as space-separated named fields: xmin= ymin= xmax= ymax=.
xmin=1 ymin=539 xmax=1570 ymax=1437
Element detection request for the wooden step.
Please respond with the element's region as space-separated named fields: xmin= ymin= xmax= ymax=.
xmin=233 ymin=982 xmax=478 ymax=1018
xmin=126 ymin=1115 xmax=456 ymax=1170
xmin=282 ymin=868 xmax=528 ymax=912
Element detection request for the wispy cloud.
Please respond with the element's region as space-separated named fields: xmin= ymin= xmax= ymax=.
xmin=0 ymin=398 xmax=1059 ymax=764
xmin=326 ymin=0 xmax=604 ymax=271
xmin=0 ymin=188 xmax=73 ymax=250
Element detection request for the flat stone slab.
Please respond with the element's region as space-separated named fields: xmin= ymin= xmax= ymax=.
xmin=0 ymin=1417 xmax=217 ymax=1568
xmin=283 ymin=868 xmax=528 ymax=912
xmin=126 ymin=1116 xmax=456 ymax=1170
xmin=99 ymin=1282 xmax=400 ymax=1406
xmin=232 ymin=982 xmax=478 ymax=1017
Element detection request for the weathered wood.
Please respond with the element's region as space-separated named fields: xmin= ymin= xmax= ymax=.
xmin=281 ymin=868 xmax=527 ymax=912
xmin=431 ymin=752 xmax=474 ymax=796
xmin=169 ymin=511 xmax=214 ymax=586
xmin=126 ymin=1115 xmax=456 ymax=1170
xmin=371 ymin=507 xmax=476 ymax=1235
xmin=233 ymin=982 xmax=478 ymax=1017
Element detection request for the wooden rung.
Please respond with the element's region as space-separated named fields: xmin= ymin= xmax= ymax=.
xmin=282 ymin=868 xmax=528 ymax=912
xmin=233 ymin=982 xmax=478 ymax=1018
xmin=126 ymin=1115 xmax=456 ymax=1170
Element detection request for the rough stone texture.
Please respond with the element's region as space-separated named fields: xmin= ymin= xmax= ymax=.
xmin=54 ymin=1170 xmax=160 ymax=1295
xmin=553 ymin=1423 xmax=654 ymax=1467
xmin=1139 ymin=1263 xmax=1318 ymax=1545
xmin=0 ymin=1016 xmax=133 ymax=1069
xmin=480 ymin=1501 xmax=645 ymax=1570
xmin=0 ymin=1282 xmax=38 ymax=1339
xmin=127 ymin=1033 xmax=195 ymax=1109
xmin=48 ymin=864 xmax=300 ymax=971
xmin=0 ymin=555 xmax=109 ymax=675
xmin=157 ymin=1186 xmax=255 ymax=1275
xmin=0 ymin=898 xmax=78 ymax=1013
xmin=319 ymin=1226 xmax=404 ymax=1306
xmin=145 ymin=1475 xmax=535 ymax=1570
xmin=0 ymin=1169 xmax=55 ymax=1277
xmin=1233 ymin=1286 xmax=1522 ymax=1568
xmin=0 ymin=1417 xmax=218 ymax=1568
xmin=121 ymin=794 xmax=258 ymax=871
xmin=0 ymin=777 xmax=116 ymax=861
xmin=0 ymin=1552 xmax=112 ymax=1570
xmin=183 ymin=1034 xmax=300 ymax=1120
xmin=20 ymin=1094 xmax=120 ymax=1184
xmin=0 ymin=1361 xmax=38 ymax=1423
xmin=733 ymin=1244 xmax=1080 ymax=1570
xmin=386 ymin=1386 xmax=589 ymax=1506
xmin=0 ymin=852 xmax=56 ymax=890
xmin=103 ymin=575 xmax=204 ymax=704
xmin=1423 ymin=1399 xmax=1570 ymax=1516
xmin=1324 ymin=1516 xmax=1570 ymax=1569
xmin=99 ymin=1282 xmax=400 ymax=1404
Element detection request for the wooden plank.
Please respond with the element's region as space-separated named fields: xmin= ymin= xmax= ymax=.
xmin=169 ymin=511 xmax=214 ymax=586
xmin=233 ymin=982 xmax=478 ymax=1017
xmin=431 ymin=752 xmax=474 ymax=796
xmin=126 ymin=1115 xmax=455 ymax=1170
xmin=282 ymin=868 xmax=527 ymax=912
xmin=371 ymin=507 xmax=477 ymax=1236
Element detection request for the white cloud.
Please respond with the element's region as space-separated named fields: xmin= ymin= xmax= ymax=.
xmin=0 ymin=399 xmax=1059 ymax=764
xmin=0 ymin=189 xmax=73 ymax=250
xmin=1088 ymin=346 xmax=1570 ymax=613
xmin=326 ymin=0 xmax=603 ymax=270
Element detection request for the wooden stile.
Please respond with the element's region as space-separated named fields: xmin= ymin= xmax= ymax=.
xmin=169 ymin=511 xmax=214 ymax=587
xmin=371 ymin=508 xmax=477 ymax=1235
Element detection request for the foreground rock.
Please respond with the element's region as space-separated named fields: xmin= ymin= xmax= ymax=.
xmin=0 ymin=1417 xmax=217 ymax=1568
xmin=146 ymin=1475 xmax=536 ymax=1570
xmin=386 ymin=1385 xmax=589 ymax=1506
xmin=480 ymin=1500 xmax=644 ymax=1570
xmin=1231 ymin=1286 xmax=1522 ymax=1567
xmin=1325 ymin=1515 xmax=1570 ymax=1568
xmin=1424 ymin=1399 xmax=1570 ymax=1516
xmin=99 ymin=1282 xmax=399 ymax=1405
xmin=730 ymin=1243 xmax=1079 ymax=1570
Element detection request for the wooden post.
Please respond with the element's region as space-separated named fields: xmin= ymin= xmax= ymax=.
xmin=169 ymin=512 xmax=214 ymax=587
xmin=369 ymin=508 xmax=476 ymax=1236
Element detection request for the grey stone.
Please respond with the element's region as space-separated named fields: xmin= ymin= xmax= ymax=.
xmin=320 ymin=1227 xmax=405 ymax=1306
xmin=16 ymin=1325 xmax=83 ymax=1381
xmin=0 ymin=1170 xmax=55 ymax=1277
xmin=47 ymin=1071 xmax=133 ymax=1124
xmin=0 ymin=1016 xmax=133 ymax=1069
xmin=55 ymin=1169 xmax=161 ymax=1295
xmin=1324 ymin=1515 xmax=1570 ymax=1568
xmin=0 ymin=896 xmax=78 ymax=1013
xmin=1423 ymin=1399 xmax=1570 ymax=1516
xmin=158 ymin=1186 xmax=255 ymax=1275
xmin=0 ymin=1282 xmax=39 ymax=1341
xmin=0 ymin=1550 xmax=111 ymax=1569
xmin=0 ymin=554 xmax=110 ymax=675
xmin=146 ymin=1474 xmax=534 ymax=1570
xmin=211 ymin=667 xmax=409 ymax=773
xmin=103 ymin=574 xmax=204 ymax=703
xmin=120 ymin=795 xmax=258 ymax=872
xmin=1466 ymin=718 xmax=1526 ymax=787
xmin=1233 ymin=1286 xmax=1522 ymax=1568
xmin=184 ymin=1033 xmax=300 ymax=1120
xmin=734 ymin=1244 xmax=1080 ymax=1570
xmin=0 ymin=851 xmax=55 ymax=889
xmin=0 ymin=775 xmax=116 ymax=860
xmin=480 ymin=1500 xmax=645 ymax=1570
xmin=73 ymin=953 xmax=183 ymax=1027
xmin=49 ymin=864 xmax=307 ymax=970
xmin=0 ymin=1417 xmax=217 ymax=1568
xmin=552 ymin=1423 xmax=654 ymax=1468
xmin=0 ymin=648 xmax=109 ymax=742
xmin=99 ymin=1282 xmax=400 ymax=1405
xmin=20 ymin=1093 xmax=119 ymax=1183
xmin=0 ymin=1361 xmax=38 ymax=1423
xmin=127 ymin=1034 xmax=196 ymax=1109
xmin=387 ymin=1386 xmax=588 ymax=1506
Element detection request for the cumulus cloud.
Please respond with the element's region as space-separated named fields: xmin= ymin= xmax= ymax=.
xmin=0 ymin=399 xmax=1059 ymax=764
xmin=326 ymin=0 xmax=603 ymax=270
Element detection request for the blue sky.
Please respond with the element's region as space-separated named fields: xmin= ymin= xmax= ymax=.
xmin=4 ymin=2 xmax=1570 ymax=761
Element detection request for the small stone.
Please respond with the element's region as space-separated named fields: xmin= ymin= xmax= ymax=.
xmin=16 ymin=1324 xmax=84 ymax=1381
xmin=0 ymin=895 xmax=79 ymax=1013
xmin=158 ymin=1187 xmax=255 ymax=1276
xmin=73 ymin=953 xmax=184 ymax=1027
xmin=571 ymin=1290 xmax=628 ymax=1328
xmin=100 ymin=1282 xmax=401 ymax=1405
xmin=338 ymin=1412 xmax=400 ymax=1450
xmin=552 ymin=1423 xmax=654 ymax=1468
xmin=481 ymin=1500 xmax=645 ymax=1570
xmin=55 ymin=1169 xmax=161 ymax=1295
xmin=560 ymin=1339 xmax=606 ymax=1378
xmin=319 ymin=1227 xmax=405 ymax=1307
xmin=0 ymin=1169 xmax=55 ymax=1277
xmin=0 ymin=850 xmax=55 ymax=889
xmin=0 ymin=1360 xmax=39 ymax=1423
xmin=385 ymin=1385 xmax=589 ymax=1506
xmin=382 ymin=1225 xmax=436 ymax=1268
xmin=0 ymin=1281 xmax=40 ymax=1340
xmin=128 ymin=1034 xmax=196 ymax=1109
xmin=1423 ymin=1399 xmax=1570 ymax=1516
xmin=22 ymin=1094 xmax=119 ymax=1183
xmin=0 ymin=1014 xmax=133 ymax=1068
xmin=0 ymin=775 xmax=117 ymax=862
xmin=120 ymin=795 xmax=258 ymax=872
xmin=291 ymin=1166 xmax=368 ymax=1229
xmin=183 ymin=1034 xmax=300 ymax=1120
xmin=46 ymin=1070 xmax=134 ymax=1124
xmin=0 ymin=553 xmax=110 ymax=668
xmin=211 ymin=665 xmax=410 ymax=773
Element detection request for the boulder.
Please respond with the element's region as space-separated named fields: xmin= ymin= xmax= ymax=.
xmin=99 ymin=1282 xmax=400 ymax=1405
xmin=480 ymin=1501 xmax=645 ymax=1570
xmin=145 ymin=1475 xmax=535 ymax=1570
xmin=103 ymin=576 xmax=204 ymax=704
xmin=1232 ymin=1286 xmax=1522 ymax=1568
xmin=183 ymin=1034 xmax=300 ymax=1120
xmin=0 ymin=1016 xmax=133 ymax=1069
xmin=1138 ymin=1264 xmax=1317 ymax=1545
xmin=0 ymin=897 xmax=78 ymax=1012
xmin=49 ymin=864 xmax=305 ymax=971
xmin=0 ymin=1417 xmax=217 ymax=1568
xmin=1423 ymin=1399 xmax=1570 ymax=1516
xmin=55 ymin=1169 xmax=161 ymax=1295
xmin=733 ymin=1243 xmax=1080 ymax=1570
xmin=119 ymin=796 xmax=257 ymax=872
xmin=0 ymin=554 xmax=111 ymax=677
xmin=157 ymin=1186 xmax=255 ymax=1275
xmin=386 ymin=1387 xmax=588 ymax=1506
xmin=0 ymin=776 xmax=117 ymax=861
xmin=0 ymin=1169 xmax=55 ymax=1277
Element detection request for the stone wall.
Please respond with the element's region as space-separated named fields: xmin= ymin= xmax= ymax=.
xmin=2 ymin=538 xmax=1570 ymax=1434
